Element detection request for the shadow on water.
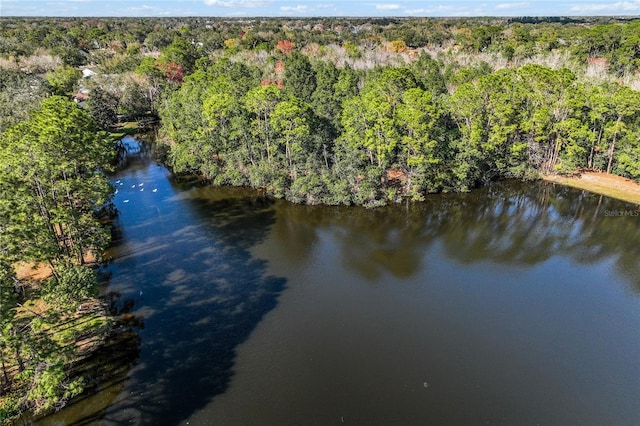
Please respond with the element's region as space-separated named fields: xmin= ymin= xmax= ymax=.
xmin=35 ymin=137 xmax=287 ymax=425
xmin=93 ymin=193 xmax=284 ymax=425
xmin=130 ymin=199 xmax=282 ymax=425
xmin=269 ymin=180 xmax=640 ymax=293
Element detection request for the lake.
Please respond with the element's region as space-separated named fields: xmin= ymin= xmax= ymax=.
xmin=36 ymin=136 xmax=640 ymax=425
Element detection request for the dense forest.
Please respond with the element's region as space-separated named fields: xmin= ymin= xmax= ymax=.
xmin=159 ymin=57 xmax=640 ymax=205
xmin=4 ymin=16 xmax=639 ymax=206
xmin=1 ymin=15 xmax=640 ymax=422
xmin=0 ymin=96 xmax=116 ymax=422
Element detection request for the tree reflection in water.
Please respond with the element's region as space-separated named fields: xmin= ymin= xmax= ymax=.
xmin=270 ymin=181 xmax=639 ymax=293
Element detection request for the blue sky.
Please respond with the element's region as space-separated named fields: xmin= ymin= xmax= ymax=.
xmin=3 ymin=0 xmax=640 ymax=17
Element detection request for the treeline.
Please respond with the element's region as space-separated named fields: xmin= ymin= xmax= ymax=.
xmin=159 ymin=54 xmax=640 ymax=206
xmin=2 ymin=17 xmax=640 ymax=75
xmin=3 ymin=16 xmax=640 ymax=145
xmin=0 ymin=97 xmax=115 ymax=422
xmin=2 ymin=16 xmax=639 ymax=207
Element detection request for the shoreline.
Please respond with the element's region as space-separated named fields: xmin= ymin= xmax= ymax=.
xmin=542 ymin=172 xmax=640 ymax=206
xmin=3 ymin=257 xmax=114 ymax=424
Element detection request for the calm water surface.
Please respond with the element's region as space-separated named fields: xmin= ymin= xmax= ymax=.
xmin=38 ymin=137 xmax=640 ymax=425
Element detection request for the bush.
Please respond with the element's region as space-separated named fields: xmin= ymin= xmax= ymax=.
xmin=43 ymin=265 xmax=98 ymax=311
xmin=322 ymin=174 xmax=352 ymax=205
xmin=0 ymin=394 xmax=21 ymax=424
xmin=287 ymin=173 xmax=325 ymax=205
xmin=354 ymin=166 xmax=385 ymax=207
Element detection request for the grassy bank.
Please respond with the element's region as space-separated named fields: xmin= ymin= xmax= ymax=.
xmin=1 ymin=264 xmax=114 ymax=425
xmin=543 ymin=172 xmax=640 ymax=206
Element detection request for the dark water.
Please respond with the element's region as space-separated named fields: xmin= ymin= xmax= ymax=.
xmin=37 ymin=136 xmax=640 ymax=425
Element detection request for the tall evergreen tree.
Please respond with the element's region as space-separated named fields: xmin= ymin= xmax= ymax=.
xmin=283 ymin=51 xmax=316 ymax=103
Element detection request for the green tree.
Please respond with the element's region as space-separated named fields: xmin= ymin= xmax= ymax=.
xmin=158 ymin=36 xmax=197 ymax=74
xmin=616 ymin=130 xmax=640 ymax=181
xmin=119 ymin=77 xmax=152 ymax=119
xmin=244 ymin=84 xmax=284 ymax=165
xmin=43 ymin=263 xmax=98 ymax=311
xmin=340 ymin=68 xmax=418 ymax=170
xmin=0 ymin=95 xmax=115 ymax=419
xmin=51 ymin=46 xmax=84 ymax=67
xmin=45 ymin=66 xmax=81 ymax=96
xmin=283 ymin=51 xmax=316 ymax=103
xmin=516 ymin=65 xmax=580 ymax=173
xmin=0 ymin=96 xmax=114 ymax=268
xmin=0 ymin=263 xmax=18 ymax=389
xmin=311 ymin=61 xmax=340 ymax=124
xmin=270 ymin=98 xmax=313 ymax=179
xmin=334 ymin=65 xmax=360 ymax=104
xmin=412 ymin=53 xmax=447 ymax=97
xmin=159 ymin=61 xmax=260 ymax=178
xmin=201 ymin=77 xmax=248 ymax=178
xmin=134 ymin=57 xmax=165 ymax=112
xmin=584 ymin=84 xmax=611 ymax=170
xmin=159 ymin=70 xmax=213 ymax=174
xmin=0 ymin=72 xmax=47 ymax=137
xmin=87 ymin=87 xmax=118 ymax=130
xmin=396 ymin=88 xmax=444 ymax=196
xmin=603 ymin=85 xmax=640 ymax=174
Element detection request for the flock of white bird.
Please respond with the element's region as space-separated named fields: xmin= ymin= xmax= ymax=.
xmin=114 ymin=179 xmax=158 ymax=203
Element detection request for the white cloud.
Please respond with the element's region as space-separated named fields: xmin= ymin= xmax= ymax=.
xmin=279 ymin=3 xmax=338 ymax=15
xmin=376 ymin=4 xmax=401 ymax=10
xmin=495 ymin=2 xmax=530 ymax=10
xmin=121 ymin=4 xmax=154 ymax=12
xmin=570 ymin=1 xmax=640 ymax=13
xmin=117 ymin=4 xmax=193 ymax=16
xmin=280 ymin=5 xmax=309 ymax=12
xmin=204 ymin=0 xmax=269 ymax=7
xmin=405 ymin=5 xmax=471 ymax=15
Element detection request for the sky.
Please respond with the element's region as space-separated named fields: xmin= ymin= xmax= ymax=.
xmin=2 ymin=0 xmax=640 ymax=17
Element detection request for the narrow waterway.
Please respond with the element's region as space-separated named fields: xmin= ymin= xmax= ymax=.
xmin=38 ymin=136 xmax=640 ymax=425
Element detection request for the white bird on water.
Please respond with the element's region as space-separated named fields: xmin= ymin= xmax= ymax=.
xmin=138 ymin=183 xmax=144 ymax=187
xmin=152 ymin=188 xmax=158 ymax=193
xmin=131 ymin=185 xmax=136 ymax=188
xmin=140 ymin=188 xmax=144 ymax=192
xmin=115 ymin=180 xmax=121 ymax=184
xmin=123 ymin=199 xmax=129 ymax=203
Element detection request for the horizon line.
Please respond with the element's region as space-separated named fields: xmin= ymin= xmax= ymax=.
xmin=3 ymin=14 xmax=640 ymax=18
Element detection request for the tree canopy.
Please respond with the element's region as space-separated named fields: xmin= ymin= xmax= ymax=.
xmin=0 ymin=96 xmax=115 ymax=421
xmin=158 ymin=57 xmax=640 ymax=206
